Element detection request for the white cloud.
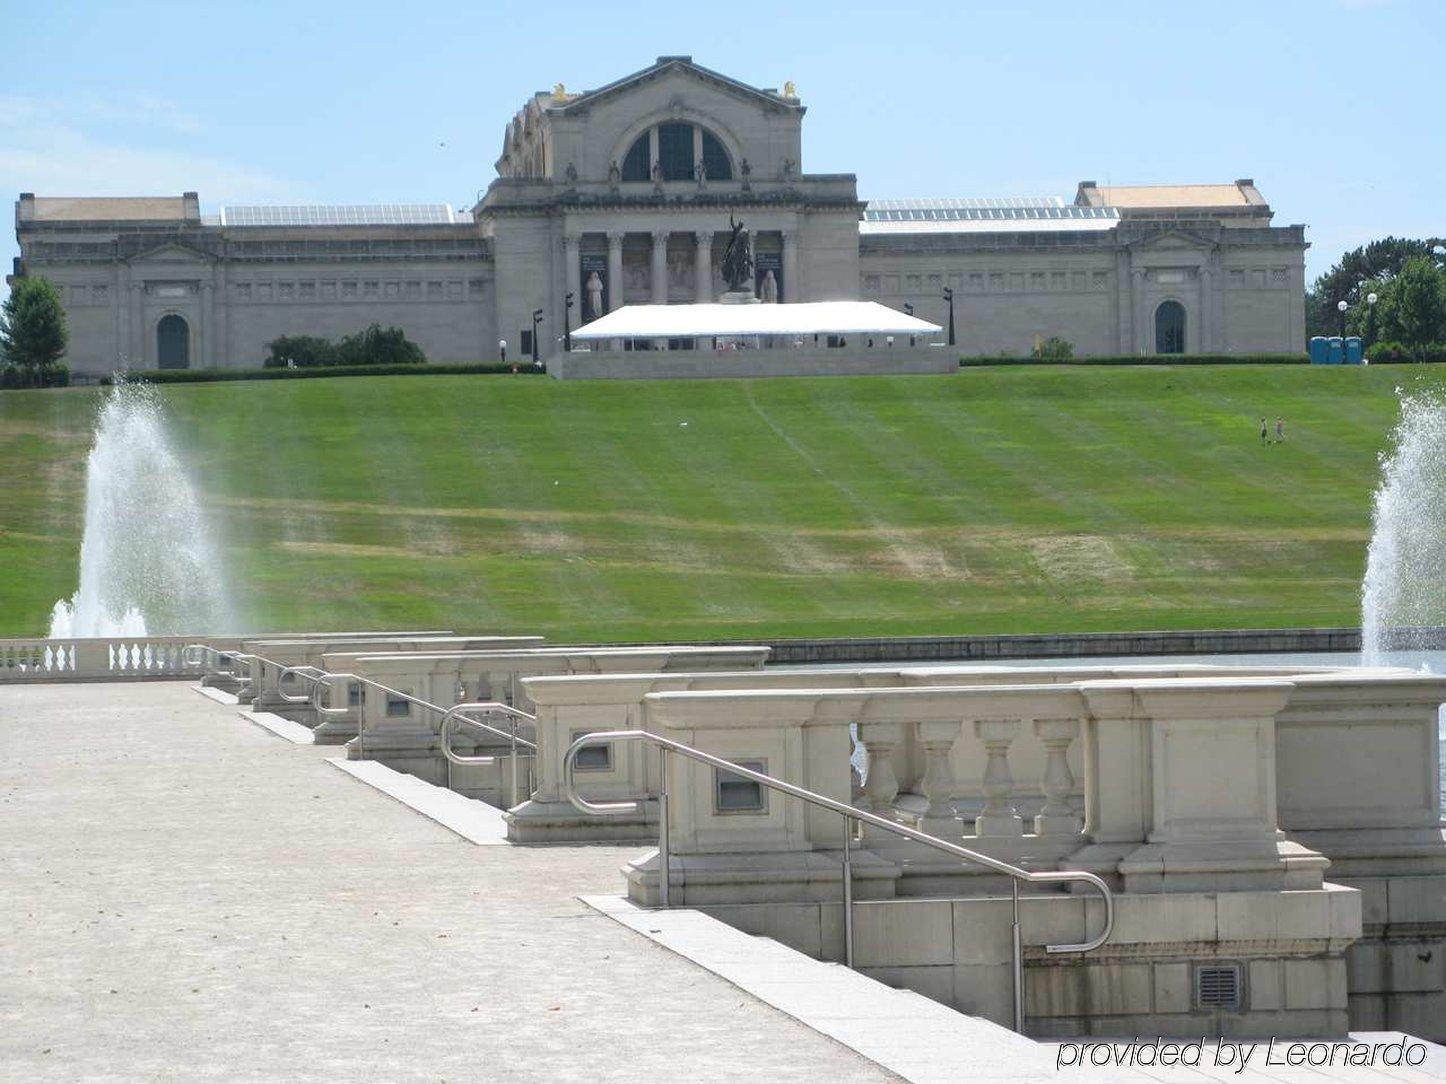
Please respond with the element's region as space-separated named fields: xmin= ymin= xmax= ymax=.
xmin=0 ymin=94 xmax=299 ymax=298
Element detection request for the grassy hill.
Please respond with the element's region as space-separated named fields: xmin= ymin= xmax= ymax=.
xmin=1 ymin=365 xmax=1439 ymax=641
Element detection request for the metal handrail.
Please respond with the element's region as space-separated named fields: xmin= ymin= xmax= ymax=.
xmin=563 ymin=729 xmax=1114 ymax=1034
xmin=439 ymin=702 xmax=538 ymax=807
xmin=184 ymin=644 xmax=255 ymax=691
xmin=279 ymin=666 xmax=539 ymax=805
xmin=276 ymin=665 xmax=327 ymax=703
xmin=184 ymin=644 xmax=252 ymax=674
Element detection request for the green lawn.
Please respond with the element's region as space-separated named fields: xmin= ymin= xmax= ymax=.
xmin=0 ymin=365 xmax=1437 ymax=641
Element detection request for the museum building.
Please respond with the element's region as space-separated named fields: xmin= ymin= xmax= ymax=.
xmin=10 ymin=56 xmax=1308 ymax=375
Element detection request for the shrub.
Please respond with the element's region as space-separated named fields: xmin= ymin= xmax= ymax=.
xmin=262 ymin=324 xmax=425 ymax=368
xmin=1032 ymin=336 xmax=1075 ymax=359
xmin=335 ymin=324 xmax=425 ymax=366
xmin=116 ymin=361 xmax=540 ymax=385
xmin=1 ymin=363 xmax=69 ymax=389
xmin=960 ymin=354 xmax=1309 ymax=367
xmin=1367 ymin=341 xmax=1446 ymax=363
xmin=264 ymin=335 xmax=338 ymax=368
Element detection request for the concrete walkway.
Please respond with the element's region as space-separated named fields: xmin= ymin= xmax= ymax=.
xmin=0 ymin=681 xmax=894 ymax=1083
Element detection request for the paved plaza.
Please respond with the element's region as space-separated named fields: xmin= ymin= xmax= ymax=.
xmin=0 ymin=681 xmax=892 ymax=1082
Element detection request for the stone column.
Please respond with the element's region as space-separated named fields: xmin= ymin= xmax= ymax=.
xmin=856 ymin=721 xmax=902 ymax=839
xmin=782 ymin=229 xmax=799 ymax=303
xmin=1198 ymin=267 xmax=1213 ymax=353
xmin=914 ymin=720 xmax=962 ymax=836
xmin=562 ymin=234 xmax=581 ymax=306
xmin=973 ymin=719 xmax=1023 ymax=837
xmin=214 ymin=263 xmax=228 ymax=367
xmin=1032 ymin=717 xmax=1082 ymax=837
xmin=693 ymin=231 xmax=712 ymax=302
xmin=650 ymin=230 xmax=668 ymax=304
xmin=128 ymin=283 xmax=144 ymax=367
xmin=606 ymin=232 xmax=625 ymax=313
xmin=200 ymin=280 xmax=214 ymax=367
xmin=116 ymin=267 xmax=130 ymax=367
xmin=1131 ymin=268 xmax=1147 ymax=355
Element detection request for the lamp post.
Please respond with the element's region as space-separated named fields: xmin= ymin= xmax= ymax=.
xmin=942 ymin=286 xmax=955 ymax=347
xmin=1365 ymin=291 xmax=1378 ymax=349
xmin=531 ymin=308 xmax=543 ymax=364
xmin=1337 ymin=298 xmax=1348 ymax=340
xmin=499 ymin=338 xmax=507 ymax=364
xmin=564 ymin=292 xmax=574 ymax=353
xmin=902 ymin=303 xmax=915 ymax=347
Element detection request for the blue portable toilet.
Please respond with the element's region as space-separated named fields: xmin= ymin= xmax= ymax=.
xmin=1345 ymin=337 xmax=1364 ymax=365
xmin=1309 ymin=336 xmax=1330 ymax=365
xmin=1328 ymin=337 xmax=1345 ymax=365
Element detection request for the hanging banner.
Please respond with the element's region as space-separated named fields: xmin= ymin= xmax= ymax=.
xmin=580 ymin=253 xmax=609 ymax=320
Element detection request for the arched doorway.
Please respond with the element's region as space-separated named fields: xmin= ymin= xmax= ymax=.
xmin=157 ymin=315 xmax=190 ymax=369
xmin=1155 ymin=301 xmax=1186 ymax=354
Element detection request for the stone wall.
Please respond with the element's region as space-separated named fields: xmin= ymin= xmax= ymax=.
xmin=549 ymin=344 xmax=957 ymax=380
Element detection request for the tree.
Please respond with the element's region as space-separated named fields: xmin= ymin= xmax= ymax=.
xmin=265 ymin=334 xmax=337 ymax=367
xmin=1305 ymin=236 xmax=1445 ymax=340
xmin=0 ymin=277 xmax=69 ymax=371
xmin=1371 ymin=256 xmax=1446 ymax=359
xmin=334 ymin=324 xmax=425 ymax=366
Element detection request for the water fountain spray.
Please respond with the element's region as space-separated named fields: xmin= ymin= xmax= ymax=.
xmin=48 ymin=381 xmax=234 ymax=637
xmin=1361 ymin=390 xmax=1446 ymax=664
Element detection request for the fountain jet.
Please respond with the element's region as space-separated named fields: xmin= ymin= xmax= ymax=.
xmin=1362 ymin=391 xmax=1446 ymax=664
xmin=48 ymin=382 xmax=233 ymax=638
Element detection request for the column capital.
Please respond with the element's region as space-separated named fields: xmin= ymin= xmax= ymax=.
xmin=651 ymin=228 xmax=670 ymax=241
xmin=562 ymin=233 xmax=582 ymax=250
xmin=606 ymin=229 xmax=626 ymax=244
xmin=692 ymin=230 xmax=712 ymax=245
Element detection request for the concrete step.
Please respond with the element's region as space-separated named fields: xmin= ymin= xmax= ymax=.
xmin=325 ymin=756 xmax=509 ymax=845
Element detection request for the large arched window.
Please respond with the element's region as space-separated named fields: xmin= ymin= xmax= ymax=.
xmin=1155 ymin=300 xmax=1186 ymax=354
xmin=619 ymin=122 xmax=734 ymax=182
xmin=157 ymin=314 xmax=190 ymax=369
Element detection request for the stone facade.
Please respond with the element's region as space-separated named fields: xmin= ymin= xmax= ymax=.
xmin=9 ymin=57 xmax=1308 ymax=376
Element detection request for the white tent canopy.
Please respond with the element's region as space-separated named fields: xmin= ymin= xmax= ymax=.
xmin=569 ymin=301 xmax=942 ymax=342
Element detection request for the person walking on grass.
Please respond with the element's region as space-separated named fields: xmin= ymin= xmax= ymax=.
xmin=1276 ymin=417 xmax=1286 ymax=443
xmin=1261 ymin=417 xmax=1269 ymax=444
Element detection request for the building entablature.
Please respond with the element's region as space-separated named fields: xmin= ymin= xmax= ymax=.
xmin=22 ymin=227 xmax=491 ymax=266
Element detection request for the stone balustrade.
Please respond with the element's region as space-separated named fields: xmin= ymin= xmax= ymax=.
xmin=591 ymin=667 xmax=1444 ymax=1039
xmin=236 ymin=630 xmax=458 ymax=708
xmin=0 ymin=635 xmax=247 ymax=683
xmin=330 ymin=645 xmax=771 ymax=801
xmin=511 ymin=662 xmax=1334 ymax=844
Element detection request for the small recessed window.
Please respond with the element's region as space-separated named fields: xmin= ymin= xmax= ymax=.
xmin=714 ymin=759 xmax=768 ymax=814
xmin=385 ymin=693 xmax=411 ymax=718
xmin=571 ymin=731 xmax=612 ymax=772
xmin=1194 ymin=963 xmax=1243 ymax=1012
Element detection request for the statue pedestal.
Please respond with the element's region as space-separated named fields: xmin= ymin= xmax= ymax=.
xmin=719 ymin=289 xmax=760 ymax=305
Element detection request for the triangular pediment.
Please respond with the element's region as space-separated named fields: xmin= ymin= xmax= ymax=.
xmin=127 ymin=241 xmax=214 ymax=265
xmin=559 ymin=57 xmax=799 ymax=116
xmin=1128 ymin=228 xmax=1216 ymax=251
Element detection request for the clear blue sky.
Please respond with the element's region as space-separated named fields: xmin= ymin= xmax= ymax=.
xmin=3 ymin=0 xmax=1440 ymax=297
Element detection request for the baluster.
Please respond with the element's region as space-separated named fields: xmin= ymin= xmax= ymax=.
xmin=914 ymin=720 xmax=963 ymax=836
xmin=856 ymin=722 xmax=902 ymax=838
xmin=974 ymin=718 xmax=1024 ymax=837
xmin=1033 ymin=717 xmax=1082 ymax=836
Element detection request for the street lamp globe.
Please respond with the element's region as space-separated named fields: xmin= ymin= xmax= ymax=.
xmin=1337 ymin=300 xmax=1349 ymax=314
xmin=1367 ymin=292 xmax=1378 ymax=307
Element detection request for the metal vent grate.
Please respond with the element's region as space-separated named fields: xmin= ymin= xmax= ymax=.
xmin=1195 ymin=964 xmax=1242 ymax=1011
